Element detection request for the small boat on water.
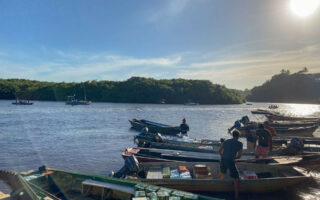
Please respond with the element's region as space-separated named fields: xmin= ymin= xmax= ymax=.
xmin=268 ymin=105 xmax=279 ymax=109
xmin=184 ymin=102 xmax=199 ymax=106
xmin=125 ymin=161 xmax=312 ymax=193
xmin=12 ymin=99 xmax=33 ymax=105
xmin=0 ymin=166 xmax=217 ymax=200
xmin=129 ymin=118 xmax=181 ymax=135
xmin=65 ymin=95 xmax=91 ymax=105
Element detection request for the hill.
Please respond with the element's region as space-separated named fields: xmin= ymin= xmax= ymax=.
xmin=247 ymin=69 xmax=320 ymax=103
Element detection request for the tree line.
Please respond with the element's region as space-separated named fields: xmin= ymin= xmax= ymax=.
xmin=0 ymin=77 xmax=246 ymax=104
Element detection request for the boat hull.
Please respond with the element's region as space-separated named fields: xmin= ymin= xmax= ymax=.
xmin=130 ymin=119 xmax=180 ymax=135
xmin=135 ymin=162 xmax=312 ymax=193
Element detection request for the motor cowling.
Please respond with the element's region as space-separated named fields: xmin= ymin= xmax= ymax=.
xmin=112 ymin=155 xmax=139 ymax=178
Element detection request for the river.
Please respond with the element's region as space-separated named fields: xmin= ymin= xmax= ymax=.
xmin=0 ymin=100 xmax=320 ymax=199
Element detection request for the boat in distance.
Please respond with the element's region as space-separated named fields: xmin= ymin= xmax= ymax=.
xmin=129 ymin=118 xmax=181 ymax=135
xmin=127 ymin=161 xmax=312 ymax=193
xmin=12 ymin=99 xmax=33 ymax=105
xmin=65 ymin=95 xmax=91 ymax=105
xmin=0 ymin=166 xmax=218 ymax=200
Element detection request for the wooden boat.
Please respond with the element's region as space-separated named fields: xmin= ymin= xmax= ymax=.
xmin=0 ymin=166 xmax=218 ymax=200
xmin=134 ymin=134 xmax=221 ymax=153
xmin=238 ymin=125 xmax=319 ymax=137
xmin=123 ymin=147 xmax=320 ymax=169
xmin=131 ymin=161 xmax=312 ymax=193
xmin=266 ymin=120 xmax=319 ymax=128
xmin=12 ymin=99 xmax=33 ymax=105
xmin=272 ymin=136 xmax=320 ymax=145
xmin=266 ymin=114 xmax=320 ymax=122
xmin=129 ymin=118 xmax=181 ymax=135
xmin=251 ymin=109 xmax=279 ymax=115
xmin=122 ymin=147 xmax=247 ymax=163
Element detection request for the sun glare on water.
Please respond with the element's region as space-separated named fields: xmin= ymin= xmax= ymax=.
xmin=290 ymin=0 xmax=320 ymax=17
xmin=285 ymin=104 xmax=320 ymax=116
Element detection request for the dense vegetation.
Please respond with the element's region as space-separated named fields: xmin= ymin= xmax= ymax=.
xmin=0 ymin=77 xmax=245 ymax=104
xmin=247 ymin=68 xmax=320 ymax=103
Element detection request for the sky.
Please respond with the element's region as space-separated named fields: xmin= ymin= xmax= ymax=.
xmin=0 ymin=0 xmax=320 ymax=90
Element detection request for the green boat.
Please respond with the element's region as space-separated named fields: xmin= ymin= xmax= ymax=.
xmin=0 ymin=166 xmax=220 ymax=200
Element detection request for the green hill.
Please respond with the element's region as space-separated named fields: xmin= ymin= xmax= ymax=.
xmin=0 ymin=77 xmax=245 ymax=104
xmin=247 ymin=69 xmax=320 ymax=103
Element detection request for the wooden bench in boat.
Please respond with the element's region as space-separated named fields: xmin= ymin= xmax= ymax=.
xmin=81 ymin=179 xmax=134 ymax=200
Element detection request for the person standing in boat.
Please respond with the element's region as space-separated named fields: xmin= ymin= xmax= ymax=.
xmin=255 ymin=124 xmax=272 ymax=158
xmin=263 ymin=121 xmax=276 ymax=136
xmin=179 ymin=118 xmax=189 ymax=137
xmin=218 ymin=130 xmax=243 ymax=199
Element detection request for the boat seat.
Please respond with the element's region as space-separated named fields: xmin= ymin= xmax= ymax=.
xmin=81 ymin=179 xmax=134 ymax=200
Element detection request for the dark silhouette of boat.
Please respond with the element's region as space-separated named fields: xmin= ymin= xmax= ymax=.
xmin=12 ymin=99 xmax=33 ymax=105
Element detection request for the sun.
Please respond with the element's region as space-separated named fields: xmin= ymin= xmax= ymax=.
xmin=290 ymin=0 xmax=320 ymax=17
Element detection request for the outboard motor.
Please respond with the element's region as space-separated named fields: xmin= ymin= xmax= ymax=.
xmin=288 ymin=138 xmax=304 ymax=153
xmin=153 ymin=132 xmax=163 ymax=142
xmin=140 ymin=127 xmax=149 ymax=135
xmin=279 ymin=138 xmax=304 ymax=156
xmin=112 ymin=155 xmax=139 ymax=178
xmin=241 ymin=116 xmax=250 ymax=124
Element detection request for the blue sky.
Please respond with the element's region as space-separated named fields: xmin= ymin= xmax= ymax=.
xmin=0 ymin=0 xmax=320 ymax=89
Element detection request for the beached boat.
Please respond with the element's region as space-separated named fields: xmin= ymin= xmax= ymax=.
xmin=266 ymin=114 xmax=320 ymax=122
xmin=251 ymin=109 xmax=279 ymax=115
xmin=129 ymin=118 xmax=181 ymax=135
xmin=12 ymin=99 xmax=33 ymax=105
xmin=122 ymin=147 xmax=320 ymax=169
xmin=134 ymin=134 xmax=221 ymax=153
xmin=266 ymin=120 xmax=319 ymax=128
xmin=129 ymin=161 xmax=312 ymax=193
xmin=0 ymin=166 xmax=218 ymax=200
xmin=240 ymin=125 xmax=318 ymax=137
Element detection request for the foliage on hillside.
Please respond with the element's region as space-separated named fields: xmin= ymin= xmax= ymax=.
xmin=247 ymin=68 xmax=320 ymax=103
xmin=0 ymin=77 xmax=246 ymax=104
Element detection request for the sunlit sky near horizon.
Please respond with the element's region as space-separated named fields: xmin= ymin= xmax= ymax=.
xmin=1 ymin=0 xmax=320 ymax=90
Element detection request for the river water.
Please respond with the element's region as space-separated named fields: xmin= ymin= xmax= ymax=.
xmin=0 ymin=100 xmax=320 ymax=199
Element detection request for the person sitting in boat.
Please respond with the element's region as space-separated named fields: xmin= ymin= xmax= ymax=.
xmin=179 ymin=118 xmax=189 ymax=137
xmin=255 ymin=124 xmax=272 ymax=158
xmin=218 ymin=130 xmax=243 ymax=199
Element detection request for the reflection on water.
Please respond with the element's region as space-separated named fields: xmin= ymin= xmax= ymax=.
xmin=276 ymin=104 xmax=320 ymax=117
xmin=0 ymin=101 xmax=320 ymax=199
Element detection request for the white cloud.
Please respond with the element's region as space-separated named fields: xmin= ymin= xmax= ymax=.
xmin=0 ymin=49 xmax=182 ymax=82
xmin=179 ymin=43 xmax=320 ymax=89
